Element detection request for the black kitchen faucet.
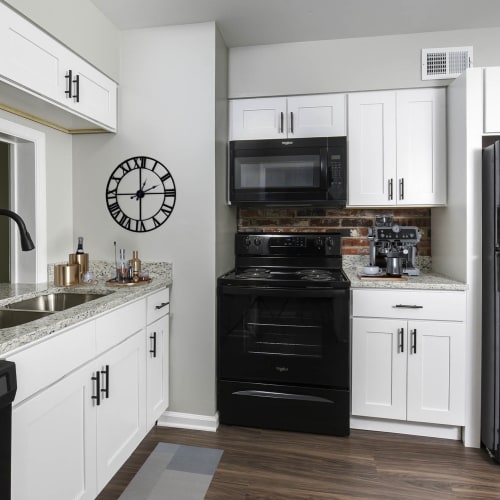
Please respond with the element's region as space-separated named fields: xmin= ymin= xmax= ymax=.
xmin=0 ymin=208 xmax=35 ymax=251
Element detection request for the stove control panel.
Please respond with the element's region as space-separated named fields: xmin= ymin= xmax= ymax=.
xmin=236 ymin=233 xmax=341 ymax=256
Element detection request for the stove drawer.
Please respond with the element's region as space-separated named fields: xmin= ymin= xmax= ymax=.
xmin=218 ymin=380 xmax=350 ymax=436
xmin=352 ymin=289 xmax=466 ymax=321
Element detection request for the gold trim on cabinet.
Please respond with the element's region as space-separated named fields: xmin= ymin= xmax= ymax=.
xmin=0 ymin=102 xmax=111 ymax=134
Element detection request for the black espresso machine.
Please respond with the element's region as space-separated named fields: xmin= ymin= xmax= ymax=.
xmin=368 ymin=216 xmax=421 ymax=276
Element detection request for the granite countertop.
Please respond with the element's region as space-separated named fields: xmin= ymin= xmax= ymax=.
xmin=343 ymin=256 xmax=467 ymax=291
xmin=0 ymin=261 xmax=172 ymax=357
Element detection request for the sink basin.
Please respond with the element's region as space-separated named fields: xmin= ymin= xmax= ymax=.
xmin=5 ymin=292 xmax=108 ymax=312
xmin=0 ymin=309 xmax=54 ymax=328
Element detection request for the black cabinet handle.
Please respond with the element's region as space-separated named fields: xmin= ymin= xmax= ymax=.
xmin=65 ymin=69 xmax=73 ymax=99
xmin=155 ymin=302 xmax=169 ymax=310
xmin=411 ymin=329 xmax=417 ymax=354
xmin=393 ymin=304 xmax=423 ymax=309
xmin=388 ymin=179 xmax=393 ymax=201
xmin=290 ymin=111 xmax=294 ymax=134
xmin=101 ymin=365 xmax=110 ymax=399
xmin=280 ymin=112 xmax=284 ymax=133
xmin=73 ymin=74 xmax=80 ymax=103
xmin=150 ymin=331 xmax=157 ymax=358
xmin=398 ymin=327 xmax=404 ymax=353
xmin=91 ymin=371 xmax=101 ymax=406
xmin=399 ymin=178 xmax=405 ymax=200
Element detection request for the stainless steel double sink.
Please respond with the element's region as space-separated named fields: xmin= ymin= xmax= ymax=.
xmin=0 ymin=292 xmax=109 ymax=328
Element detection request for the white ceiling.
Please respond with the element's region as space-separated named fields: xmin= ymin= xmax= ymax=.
xmin=90 ymin=0 xmax=500 ymax=48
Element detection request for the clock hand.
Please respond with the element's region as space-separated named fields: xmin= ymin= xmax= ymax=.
xmin=130 ymin=180 xmax=149 ymax=199
xmin=131 ymin=185 xmax=159 ymax=199
xmin=142 ymin=184 xmax=159 ymax=193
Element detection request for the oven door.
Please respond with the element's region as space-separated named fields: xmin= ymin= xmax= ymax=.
xmin=217 ymin=285 xmax=349 ymax=388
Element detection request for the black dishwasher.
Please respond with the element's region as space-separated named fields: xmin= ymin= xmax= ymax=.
xmin=0 ymin=361 xmax=16 ymax=500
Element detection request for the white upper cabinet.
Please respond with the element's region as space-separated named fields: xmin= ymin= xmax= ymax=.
xmin=287 ymin=94 xmax=346 ymax=138
xmin=63 ymin=51 xmax=117 ymax=131
xmin=0 ymin=4 xmax=65 ymax=103
xmin=0 ymin=2 xmax=117 ymax=132
xmin=347 ymin=91 xmax=397 ymax=206
xmin=484 ymin=67 xmax=500 ymax=133
xmin=396 ymin=89 xmax=446 ymax=205
xmin=229 ymin=94 xmax=346 ymax=140
xmin=348 ymin=88 xmax=446 ymax=207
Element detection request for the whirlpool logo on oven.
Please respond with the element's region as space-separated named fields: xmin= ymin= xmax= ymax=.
xmin=275 ymin=366 xmax=289 ymax=373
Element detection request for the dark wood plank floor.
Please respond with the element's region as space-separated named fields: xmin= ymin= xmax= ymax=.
xmin=98 ymin=425 xmax=500 ymax=499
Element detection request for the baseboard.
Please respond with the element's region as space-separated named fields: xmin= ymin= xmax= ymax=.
xmin=350 ymin=416 xmax=462 ymax=441
xmin=157 ymin=410 xmax=219 ymax=432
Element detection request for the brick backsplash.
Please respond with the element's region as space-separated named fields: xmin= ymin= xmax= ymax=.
xmin=237 ymin=207 xmax=431 ymax=256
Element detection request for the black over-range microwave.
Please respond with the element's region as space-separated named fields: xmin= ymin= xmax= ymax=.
xmin=228 ymin=136 xmax=347 ymax=206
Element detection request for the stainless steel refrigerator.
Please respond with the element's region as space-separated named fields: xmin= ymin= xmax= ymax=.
xmin=482 ymin=139 xmax=500 ymax=462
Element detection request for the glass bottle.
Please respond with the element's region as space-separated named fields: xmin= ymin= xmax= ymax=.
xmin=76 ymin=236 xmax=84 ymax=254
xmin=117 ymin=248 xmax=127 ymax=282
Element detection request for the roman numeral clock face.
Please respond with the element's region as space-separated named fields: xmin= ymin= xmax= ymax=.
xmin=106 ymin=156 xmax=176 ymax=232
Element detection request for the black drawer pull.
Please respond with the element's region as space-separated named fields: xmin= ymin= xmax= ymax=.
xmin=393 ymin=304 xmax=423 ymax=309
xmin=155 ymin=302 xmax=169 ymax=310
xmin=234 ymin=390 xmax=334 ymax=404
xmin=101 ymin=365 xmax=110 ymax=399
xmin=65 ymin=69 xmax=73 ymax=99
xmin=91 ymin=372 xmax=100 ymax=406
xmin=150 ymin=331 xmax=157 ymax=358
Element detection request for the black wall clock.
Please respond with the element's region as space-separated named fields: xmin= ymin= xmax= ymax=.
xmin=106 ymin=156 xmax=176 ymax=232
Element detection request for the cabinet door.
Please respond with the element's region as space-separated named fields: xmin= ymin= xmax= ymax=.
xmin=287 ymin=94 xmax=346 ymax=137
xmin=12 ymin=365 xmax=97 ymax=500
xmin=96 ymin=331 xmax=146 ymax=493
xmin=407 ymin=320 xmax=465 ymax=425
xmin=229 ymin=97 xmax=287 ymax=140
xmin=484 ymin=67 xmax=500 ymax=133
xmin=348 ymin=91 xmax=397 ymax=206
xmin=351 ymin=317 xmax=406 ymax=420
xmin=396 ymin=88 xmax=446 ymax=205
xmin=0 ymin=3 xmax=66 ymax=103
xmin=146 ymin=315 xmax=170 ymax=428
xmin=64 ymin=51 xmax=117 ymax=131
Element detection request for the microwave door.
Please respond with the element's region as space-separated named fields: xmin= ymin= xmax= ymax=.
xmin=228 ymin=137 xmax=346 ymax=205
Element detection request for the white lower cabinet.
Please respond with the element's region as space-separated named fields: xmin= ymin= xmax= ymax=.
xmin=95 ymin=331 xmax=146 ymax=492
xmin=12 ymin=329 xmax=145 ymax=500
xmin=12 ymin=361 xmax=96 ymax=500
xmin=145 ymin=288 xmax=170 ymax=428
xmin=146 ymin=315 xmax=169 ymax=427
xmin=9 ymin=287 xmax=170 ymax=500
xmin=351 ymin=289 xmax=466 ymax=428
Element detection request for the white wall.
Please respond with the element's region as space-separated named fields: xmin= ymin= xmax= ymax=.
xmin=72 ymin=22 xmax=232 ymax=418
xmin=229 ymin=27 xmax=500 ymax=98
xmin=3 ymin=0 xmax=120 ymax=81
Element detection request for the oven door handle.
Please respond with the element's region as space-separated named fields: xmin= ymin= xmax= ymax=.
xmin=219 ymin=285 xmax=348 ymax=298
xmin=233 ymin=390 xmax=335 ymax=404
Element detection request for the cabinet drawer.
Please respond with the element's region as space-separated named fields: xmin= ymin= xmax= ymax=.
xmin=8 ymin=320 xmax=96 ymax=404
xmin=146 ymin=288 xmax=170 ymax=324
xmin=96 ymin=298 xmax=146 ymax=353
xmin=352 ymin=289 xmax=466 ymax=321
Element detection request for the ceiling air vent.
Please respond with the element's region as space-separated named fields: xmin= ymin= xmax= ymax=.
xmin=421 ymin=46 xmax=473 ymax=80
